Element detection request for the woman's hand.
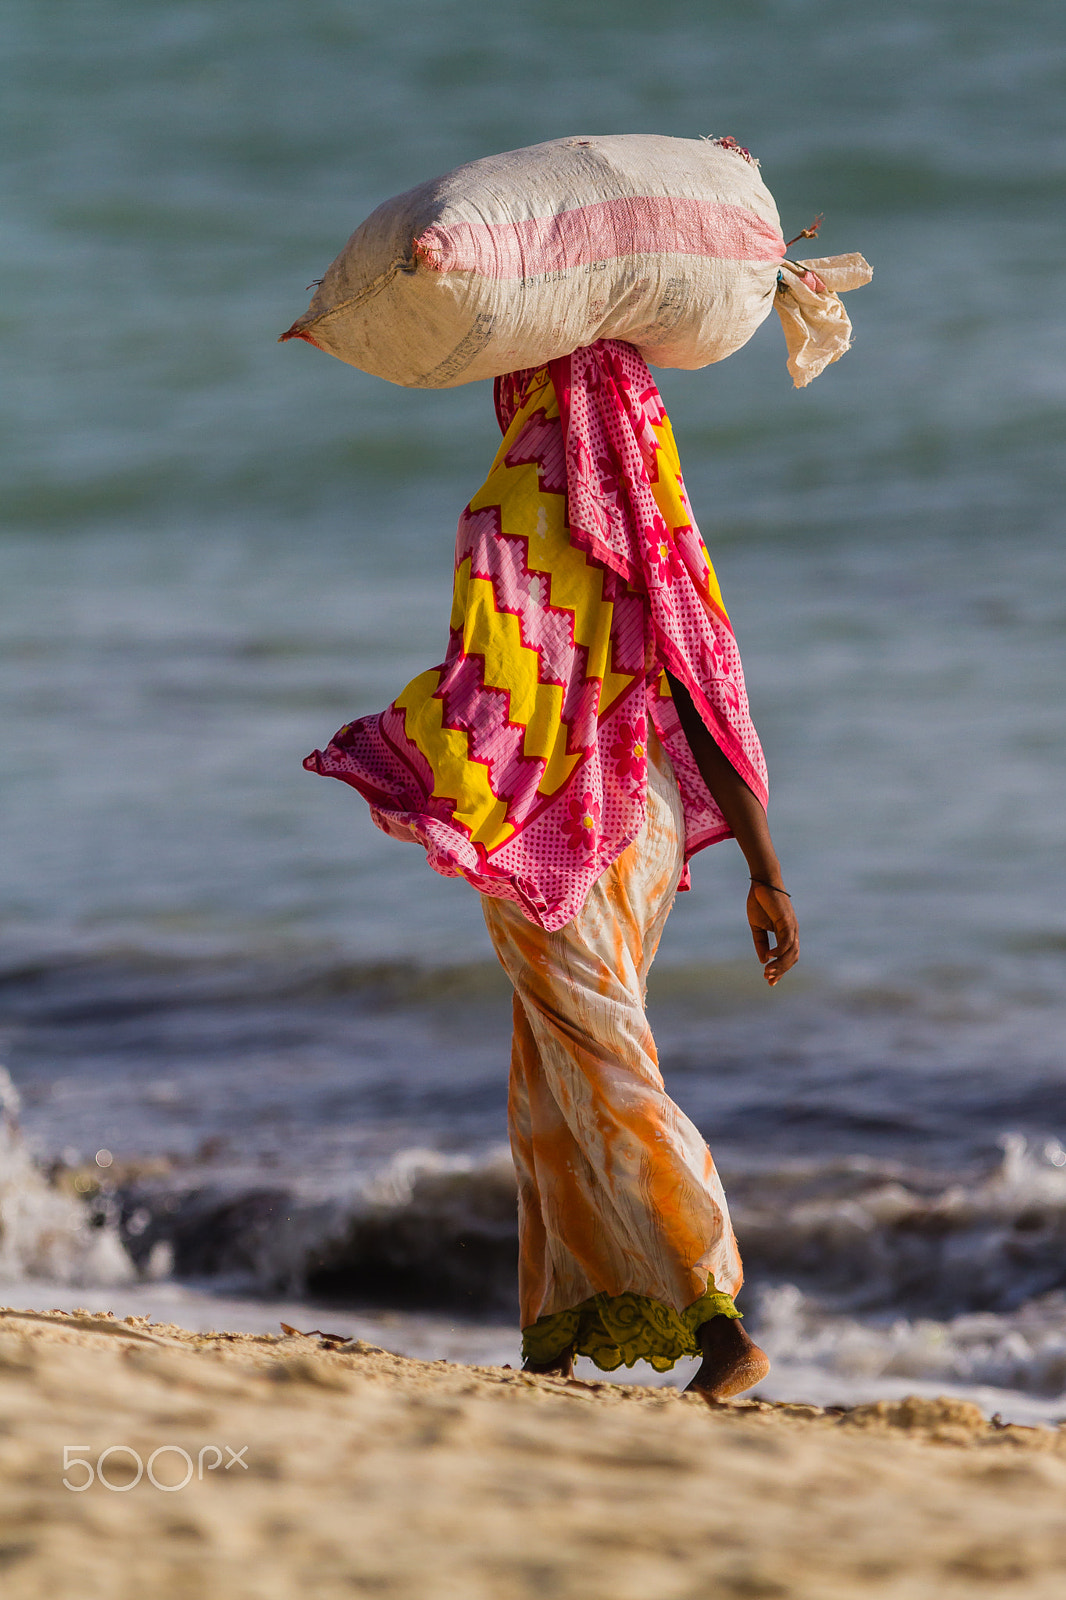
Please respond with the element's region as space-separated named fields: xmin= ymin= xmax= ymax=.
xmin=746 ymin=882 xmax=799 ymax=987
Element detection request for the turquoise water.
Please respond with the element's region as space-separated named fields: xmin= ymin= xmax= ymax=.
xmin=2 ymin=0 xmax=1065 ymax=1403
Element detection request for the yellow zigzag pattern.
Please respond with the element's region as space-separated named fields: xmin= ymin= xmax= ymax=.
xmin=392 ymin=367 xmax=724 ymax=857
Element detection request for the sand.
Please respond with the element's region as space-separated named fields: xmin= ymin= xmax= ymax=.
xmin=1 ymin=1305 xmax=1065 ymax=1599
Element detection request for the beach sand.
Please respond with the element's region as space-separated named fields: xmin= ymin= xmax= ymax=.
xmin=1 ymin=1306 xmax=1065 ymax=1598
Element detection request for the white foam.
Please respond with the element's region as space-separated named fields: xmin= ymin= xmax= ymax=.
xmin=731 ymin=1133 xmax=1066 ymax=1315
xmin=750 ymin=1281 xmax=1066 ymax=1424
xmin=0 ymin=1066 xmax=134 ymax=1287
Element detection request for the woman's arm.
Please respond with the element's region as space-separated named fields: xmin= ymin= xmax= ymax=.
xmin=665 ymin=672 xmax=799 ymax=987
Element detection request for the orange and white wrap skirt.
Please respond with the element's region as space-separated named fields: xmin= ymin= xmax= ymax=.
xmin=482 ymin=729 xmax=743 ymax=1371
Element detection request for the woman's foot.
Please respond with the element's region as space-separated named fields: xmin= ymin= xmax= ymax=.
xmin=685 ymin=1314 xmax=770 ymax=1402
xmin=522 ymin=1344 xmax=575 ymax=1378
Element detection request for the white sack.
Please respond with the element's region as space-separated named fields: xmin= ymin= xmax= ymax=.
xmin=280 ymin=134 xmax=789 ymax=388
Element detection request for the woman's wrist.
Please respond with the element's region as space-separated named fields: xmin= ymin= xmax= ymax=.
xmin=742 ymin=843 xmax=789 ymax=894
xmin=750 ymin=876 xmax=791 ymax=897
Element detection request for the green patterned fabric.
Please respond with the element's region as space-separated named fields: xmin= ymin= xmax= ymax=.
xmin=522 ymin=1285 xmax=741 ymax=1373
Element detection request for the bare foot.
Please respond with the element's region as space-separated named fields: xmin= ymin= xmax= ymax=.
xmin=685 ymin=1315 xmax=770 ymax=1402
xmin=522 ymin=1344 xmax=575 ymax=1378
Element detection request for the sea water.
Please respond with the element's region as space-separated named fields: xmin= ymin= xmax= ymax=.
xmin=2 ymin=0 xmax=1065 ymax=1419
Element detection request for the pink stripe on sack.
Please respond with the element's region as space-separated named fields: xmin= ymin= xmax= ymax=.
xmin=415 ymin=197 xmax=785 ymax=278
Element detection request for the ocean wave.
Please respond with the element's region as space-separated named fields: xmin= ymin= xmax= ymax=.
xmin=730 ymin=1133 xmax=1066 ymax=1316
xmin=99 ymin=1134 xmax=1066 ymax=1328
xmin=6 ymin=1098 xmax=1066 ymax=1374
xmin=0 ymin=1066 xmax=135 ymax=1288
xmin=113 ymin=1146 xmax=521 ymax=1314
xmin=0 ymin=947 xmax=513 ymax=1021
xmin=753 ymin=1283 xmax=1066 ymax=1404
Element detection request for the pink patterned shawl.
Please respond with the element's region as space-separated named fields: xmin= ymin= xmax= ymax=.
xmin=304 ymin=339 xmax=767 ymax=931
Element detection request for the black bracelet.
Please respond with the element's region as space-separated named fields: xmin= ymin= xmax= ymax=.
xmin=750 ymin=878 xmax=792 ymax=897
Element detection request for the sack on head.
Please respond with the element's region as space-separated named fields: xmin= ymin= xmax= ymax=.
xmin=281 ymin=134 xmax=791 ymax=387
xmin=281 ymin=133 xmax=871 ymax=389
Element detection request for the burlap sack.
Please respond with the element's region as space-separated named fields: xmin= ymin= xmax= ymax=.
xmin=280 ymin=134 xmax=789 ymax=388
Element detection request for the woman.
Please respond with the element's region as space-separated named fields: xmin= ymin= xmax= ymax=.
xmin=305 ymin=339 xmax=798 ymax=1399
